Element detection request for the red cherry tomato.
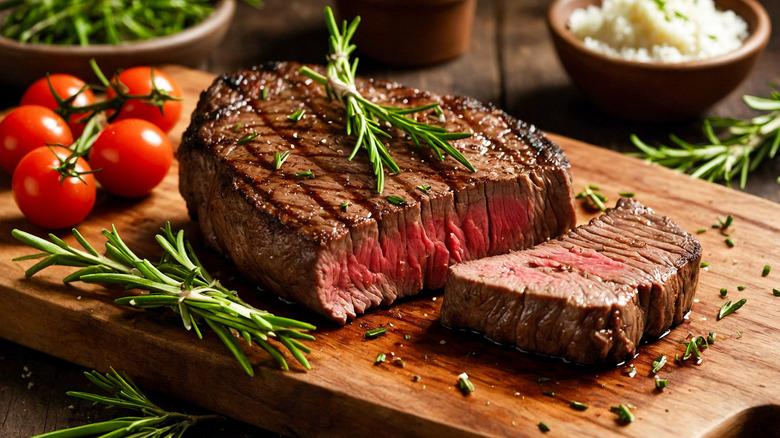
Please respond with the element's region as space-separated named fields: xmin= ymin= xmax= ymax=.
xmin=106 ymin=67 xmax=182 ymax=133
xmin=0 ymin=105 xmax=73 ymax=175
xmin=20 ymin=74 xmax=96 ymax=137
xmin=90 ymin=119 xmax=173 ymax=197
xmin=12 ymin=146 xmax=96 ymax=229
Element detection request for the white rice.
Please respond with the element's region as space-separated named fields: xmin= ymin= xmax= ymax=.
xmin=568 ymin=0 xmax=749 ymax=63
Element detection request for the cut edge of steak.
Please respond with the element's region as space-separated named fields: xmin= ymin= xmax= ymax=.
xmin=178 ymin=62 xmax=577 ymax=324
xmin=440 ymin=198 xmax=701 ymax=365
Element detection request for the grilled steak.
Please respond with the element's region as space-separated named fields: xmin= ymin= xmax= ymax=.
xmin=179 ymin=62 xmax=576 ymax=324
xmin=441 ymin=198 xmax=701 ymax=364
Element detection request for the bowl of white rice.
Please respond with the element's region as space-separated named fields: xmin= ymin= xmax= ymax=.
xmin=547 ymin=0 xmax=770 ymax=122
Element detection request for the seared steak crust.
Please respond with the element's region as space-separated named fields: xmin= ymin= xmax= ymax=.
xmin=441 ymin=198 xmax=701 ymax=364
xmin=179 ymin=62 xmax=576 ymax=323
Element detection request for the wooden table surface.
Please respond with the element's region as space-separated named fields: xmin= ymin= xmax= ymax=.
xmin=2 ymin=1 xmax=778 ymax=436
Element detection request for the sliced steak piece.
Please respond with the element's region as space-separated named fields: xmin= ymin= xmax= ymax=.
xmin=178 ymin=62 xmax=576 ymax=324
xmin=441 ymin=198 xmax=701 ymax=364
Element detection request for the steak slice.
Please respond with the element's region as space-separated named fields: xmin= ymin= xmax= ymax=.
xmin=178 ymin=62 xmax=576 ymax=324
xmin=440 ymin=198 xmax=701 ymax=364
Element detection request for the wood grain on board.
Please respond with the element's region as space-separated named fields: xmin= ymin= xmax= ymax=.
xmin=1 ymin=66 xmax=779 ymax=437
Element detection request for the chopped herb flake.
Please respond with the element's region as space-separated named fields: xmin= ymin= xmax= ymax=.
xmin=701 ymin=262 xmax=710 ymax=268
xmin=458 ymin=373 xmax=475 ymax=395
xmin=695 ymin=336 xmax=708 ymax=350
xmin=394 ymin=358 xmax=405 ymax=367
xmin=365 ymin=327 xmax=388 ymax=339
xmin=618 ymin=192 xmax=635 ymax=197
xmin=417 ymin=184 xmax=432 ymax=193
xmin=296 ymin=170 xmax=315 ymax=179
xmin=720 ymin=288 xmax=728 ymax=298
xmin=680 ymin=335 xmax=702 ymax=361
xmin=707 ymin=332 xmax=716 ymax=344
xmin=261 ymin=88 xmax=268 ymax=100
xmin=386 ymin=196 xmax=408 ymax=206
xmin=696 ymin=229 xmax=707 ymax=234
xmin=237 ymin=132 xmax=259 ymax=145
xmin=274 ymin=151 xmax=290 ymax=170
xmin=538 ymin=422 xmax=550 ymax=432
xmin=341 ymin=202 xmax=349 ymax=211
xmin=718 ymin=299 xmax=746 ymax=320
xmin=404 ymin=334 xmax=411 ymax=340
xmin=575 ymin=185 xmax=607 ymax=211
xmin=543 ymin=391 xmax=555 ymax=397
xmin=233 ymin=122 xmax=243 ymax=132
xmin=725 ymin=238 xmax=735 ymax=248
xmin=611 ymin=404 xmax=635 ymax=423
xmin=570 ymin=401 xmax=589 ymax=411
xmin=737 ymin=285 xmax=746 ymax=291
xmin=655 ymin=378 xmax=668 ymax=390
xmin=762 ymin=265 xmax=771 ymax=277
xmin=651 ymin=355 xmax=667 ymax=374
xmin=375 ymin=352 xmax=386 ymax=364
xmin=289 ymin=108 xmax=305 ymax=121
xmin=537 ymin=377 xmax=550 ymax=383
xmin=773 ymin=289 xmax=780 ymax=297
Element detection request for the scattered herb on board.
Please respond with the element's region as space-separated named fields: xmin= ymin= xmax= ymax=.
xmin=679 ymin=334 xmax=703 ymax=362
xmin=570 ymin=401 xmax=589 ymax=411
xmin=718 ymin=299 xmax=747 ymax=320
xmin=12 ymin=223 xmax=315 ymax=375
xmin=651 ymin=355 xmax=667 ymax=374
xmin=763 ymin=265 xmax=772 ymax=276
xmin=655 ymin=378 xmax=668 ymax=390
xmin=365 ymin=327 xmax=388 ymax=339
xmin=701 ymin=262 xmax=711 ymax=268
xmin=393 ymin=357 xmax=406 ymax=368
xmin=29 ymin=368 xmax=221 ymax=438
xmin=707 ymin=331 xmax=717 ymax=344
xmin=289 ymin=108 xmax=305 ymax=121
xmin=738 ymin=285 xmax=746 ymax=291
xmin=274 ymin=151 xmax=290 ymax=169
xmin=543 ymin=391 xmax=555 ymax=397
xmin=725 ymin=238 xmax=736 ymax=248
xmin=696 ymin=228 xmax=707 ymax=234
xmin=720 ymin=288 xmax=728 ymax=298
xmin=537 ymin=377 xmax=550 ymax=383
xmin=538 ymin=422 xmax=550 ymax=432
xmin=299 ymin=7 xmax=475 ymax=193
xmin=458 ymin=373 xmax=475 ymax=395
xmin=618 ymin=191 xmax=635 ymax=197
xmin=375 ymin=352 xmax=387 ymax=364
xmin=575 ymin=185 xmax=607 ymax=211
xmin=773 ymin=288 xmax=780 ymax=297
xmin=627 ymin=364 xmax=637 ymax=378
xmin=611 ymin=404 xmax=635 ymax=423
xmin=404 ymin=334 xmax=411 ymax=340
xmin=630 ymin=87 xmax=780 ymax=188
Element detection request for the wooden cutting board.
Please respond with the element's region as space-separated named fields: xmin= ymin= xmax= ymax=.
xmin=1 ymin=66 xmax=779 ymax=437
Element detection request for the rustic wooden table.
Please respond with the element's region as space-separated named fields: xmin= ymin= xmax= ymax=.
xmin=2 ymin=0 xmax=778 ymax=436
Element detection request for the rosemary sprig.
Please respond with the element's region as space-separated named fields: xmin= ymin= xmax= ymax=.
xmin=299 ymin=7 xmax=475 ymax=193
xmin=631 ymin=88 xmax=780 ymax=188
xmin=32 ymin=368 xmax=221 ymax=438
xmin=575 ymin=184 xmax=607 ymax=211
xmin=12 ymin=222 xmax=315 ymax=375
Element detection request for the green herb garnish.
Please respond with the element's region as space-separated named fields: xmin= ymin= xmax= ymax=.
xmin=299 ymin=7 xmax=475 ymax=193
xmin=575 ymin=185 xmax=607 ymax=211
xmin=458 ymin=372 xmax=475 ymax=395
xmin=375 ymin=352 xmax=387 ymax=364
xmin=570 ymin=401 xmax=589 ymax=411
xmin=696 ymin=228 xmax=707 ymax=234
xmin=720 ymin=288 xmax=728 ymax=298
xmin=237 ymin=132 xmax=259 ymax=145
xmin=543 ymin=391 xmax=555 ymax=397
xmin=30 ymin=368 xmax=222 ymax=438
xmin=386 ymin=196 xmax=408 ymax=206
xmin=718 ymin=299 xmax=747 ymax=320
xmin=611 ymin=404 xmax=635 ymax=423
xmin=537 ymin=377 xmax=550 ymax=383
xmin=773 ymin=288 xmax=780 ymax=297
xmin=12 ymin=223 xmax=315 ymax=375
xmin=725 ymin=238 xmax=735 ymax=248
xmin=417 ymin=184 xmax=432 ymax=193
xmin=274 ymin=151 xmax=290 ymax=170
xmin=234 ymin=122 xmax=243 ymax=132
xmin=618 ymin=191 xmax=635 ymax=197
xmin=763 ymin=265 xmax=771 ymax=276
xmin=289 ymin=108 xmax=305 ymax=121
xmin=701 ymin=262 xmax=710 ymax=268
xmin=404 ymin=334 xmax=411 ymax=340
xmin=261 ymin=88 xmax=269 ymax=100
xmin=538 ymin=422 xmax=550 ymax=432
xmin=707 ymin=332 xmax=717 ymax=344
xmin=655 ymin=378 xmax=668 ymax=390
xmin=365 ymin=327 xmax=388 ymax=339
xmin=680 ymin=334 xmax=702 ymax=361
xmin=651 ymin=355 xmax=667 ymax=374
xmin=296 ymin=170 xmax=315 ymax=179
xmin=341 ymin=202 xmax=349 ymax=211
xmin=630 ymin=87 xmax=780 ymax=188
xmin=738 ymin=285 xmax=746 ymax=291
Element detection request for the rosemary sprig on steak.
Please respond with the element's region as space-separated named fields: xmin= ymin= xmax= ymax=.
xmin=32 ymin=368 xmax=221 ymax=438
xmin=631 ymin=87 xmax=780 ymax=188
xmin=12 ymin=222 xmax=315 ymax=375
xmin=300 ymin=7 xmax=475 ymax=193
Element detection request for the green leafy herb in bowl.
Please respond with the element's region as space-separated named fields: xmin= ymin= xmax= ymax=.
xmin=0 ymin=0 xmax=237 ymax=86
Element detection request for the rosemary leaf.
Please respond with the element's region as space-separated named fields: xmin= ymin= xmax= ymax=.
xmin=365 ymin=327 xmax=388 ymax=339
xmin=718 ymin=298 xmax=747 ymax=320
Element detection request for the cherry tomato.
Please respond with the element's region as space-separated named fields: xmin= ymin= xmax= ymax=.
xmin=20 ymin=74 xmax=96 ymax=137
xmin=0 ymin=105 xmax=73 ymax=175
xmin=12 ymin=146 xmax=96 ymax=229
xmin=106 ymin=67 xmax=182 ymax=133
xmin=90 ymin=119 xmax=173 ymax=197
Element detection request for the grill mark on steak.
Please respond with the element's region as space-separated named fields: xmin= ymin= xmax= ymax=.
xmin=440 ymin=198 xmax=701 ymax=364
xmin=179 ymin=62 xmax=576 ymax=323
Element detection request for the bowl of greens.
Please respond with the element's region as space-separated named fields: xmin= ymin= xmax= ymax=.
xmin=0 ymin=0 xmax=236 ymax=87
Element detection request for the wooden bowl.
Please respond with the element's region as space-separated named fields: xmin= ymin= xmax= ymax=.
xmin=335 ymin=0 xmax=477 ymax=66
xmin=0 ymin=0 xmax=235 ymax=87
xmin=547 ymin=0 xmax=771 ymax=122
